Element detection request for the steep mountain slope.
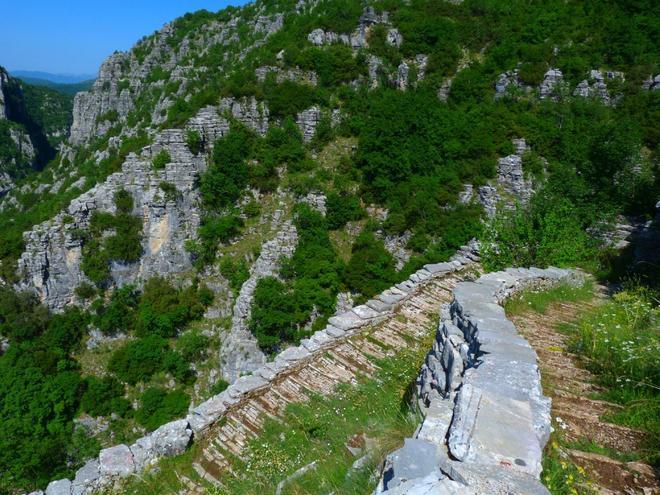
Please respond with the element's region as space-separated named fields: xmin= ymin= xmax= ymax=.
xmin=0 ymin=66 xmax=73 ymax=196
xmin=0 ymin=0 xmax=658 ymax=493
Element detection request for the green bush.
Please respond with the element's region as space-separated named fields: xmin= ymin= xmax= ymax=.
xmin=159 ymin=181 xmax=181 ymax=202
xmin=343 ymin=231 xmax=397 ymax=299
xmin=186 ymin=129 xmax=204 ymax=155
xmin=325 ymin=191 xmax=364 ymax=230
xmin=176 ymin=330 xmax=210 ymax=362
xmin=80 ymin=376 xmax=130 ymax=417
xmin=135 ymin=277 xmax=211 ymax=338
xmin=135 ymin=387 xmax=190 ymax=431
xmin=93 ymin=285 xmax=139 ymax=335
xmin=201 ymin=124 xmax=255 ymax=210
xmin=81 ymin=190 xmax=142 ymax=285
xmin=220 ymin=256 xmax=250 ymax=295
xmin=152 ymin=149 xmax=171 ymax=170
xmin=108 ymin=335 xmax=189 ymax=385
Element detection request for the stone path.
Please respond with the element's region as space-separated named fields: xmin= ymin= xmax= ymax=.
xmin=510 ymin=295 xmax=659 ymax=494
xmin=189 ymin=270 xmax=468 ymax=488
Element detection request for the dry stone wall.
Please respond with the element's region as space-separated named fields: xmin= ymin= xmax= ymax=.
xmin=28 ymin=243 xmax=479 ymax=495
xmin=375 ymin=266 xmax=582 ymax=494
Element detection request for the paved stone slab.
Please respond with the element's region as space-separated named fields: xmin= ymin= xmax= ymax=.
xmin=328 ymin=311 xmax=368 ymax=330
xmin=46 ymin=479 xmax=71 ymax=495
xmin=99 ymin=444 xmax=135 ymax=477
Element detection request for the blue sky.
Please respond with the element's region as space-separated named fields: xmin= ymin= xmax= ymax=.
xmin=0 ymin=0 xmax=246 ymax=76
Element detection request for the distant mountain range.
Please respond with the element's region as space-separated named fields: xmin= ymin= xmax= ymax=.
xmin=10 ymin=70 xmax=95 ymax=84
xmin=13 ymin=75 xmax=94 ymax=96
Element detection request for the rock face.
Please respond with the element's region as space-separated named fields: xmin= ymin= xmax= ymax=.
xmin=538 ymin=68 xmax=565 ymax=99
xmin=17 ymin=123 xmax=206 ymax=309
xmin=495 ymin=69 xmax=532 ymax=98
xmin=0 ymin=68 xmax=8 ymax=119
xmin=69 ymin=10 xmax=284 ymax=146
xmin=296 ymin=106 xmax=322 ymax=143
xmin=642 ymin=74 xmax=660 ymax=91
xmin=463 ymin=138 xmax=535 ymax=218
xmin=376 ymin=266 xmax=582 ymax=494
xmin=573 ymin=69 xmax=624 ymax=105
xmin=307 ymin=6 xmax=388 ymax=49
xmin=255 ymin=65 xmax=318 ymax=86
xmin=220 ymin=219 xmax=298 ymax=382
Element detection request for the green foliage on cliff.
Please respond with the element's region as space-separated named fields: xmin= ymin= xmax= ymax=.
xmin=81 ymin=189 xmax=142 ymax=285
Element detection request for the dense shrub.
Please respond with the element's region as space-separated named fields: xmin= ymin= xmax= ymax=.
xmin=93 ymin=285 xmax=139 ymax=336
xmin=249 ymin=205 xmax=342 ymax=351
xmin=108 ymin=335 xmax=189 ymax=385
xmin=81 ymin=190 xmax=142 ymax=285
xmin=135 ymin=387 xmax=190 ymax=431
xmin=201 ymin=124 xmax=255 ymax=210
xmin=135 ymin=277 xmax=212 ymax=338
xmin=152 ymin=149 xmax=171 ymax=170
xmin=325 ymin=192 xmax=364 ymax=230
xmin=343 ymin=231 xmax=397 ymax=298
xmin=220 ymin=256 xmax=250 ymax=295
xmin=79 ymin=376 xmax=130 ymax=417
xmin=186 ymin=129 xmax=204 ymax=155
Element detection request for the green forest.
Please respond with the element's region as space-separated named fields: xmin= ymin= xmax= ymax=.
xmin=0 ymin=0 xmax=658 ymax=493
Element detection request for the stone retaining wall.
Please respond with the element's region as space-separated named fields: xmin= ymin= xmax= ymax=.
xmin=31 ymin=244 xmax=479 ymax=495
xmin=375 ymin=266 xmax=582 ymax=495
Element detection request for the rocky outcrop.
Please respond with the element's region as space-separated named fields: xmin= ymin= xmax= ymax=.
xmin=17 ymin=123 xmax=206 ymax=309
xmin=0 ymin=68 xmax=8 ymax=119
xmin=375 ymin=266 xmax=582 ymax=494
xmin=495 ymin=69 xmax=532 ymax=99
xmin=642 ymin=74 xmax=660 ymax=91
xmin=307 ymin=6 xmax=388 ymax=49
xmin=218 ymin=97 xmax=269 ymax=136
xmin=69 ymin=9 xmax=284 ymax=146
xmin=296 ymin=106 xmax=322 ymax=143
xmin=538 ymin=68 xmax=565 ymax=100
xmin=255 ymin=66 xmax=318 ymax=86
xmin=463 ymin=138 xmax=535 ymax=217
xmin=219 ymin=219 xmax=298 ymax=383
xmin=573 ymin=69 xmax=624 ymax=106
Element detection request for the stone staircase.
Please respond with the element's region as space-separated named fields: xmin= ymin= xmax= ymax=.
xmin=190 ymin=271 xmax=468 ymax=488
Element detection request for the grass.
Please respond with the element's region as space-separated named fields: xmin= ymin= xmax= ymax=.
xmin=110 ymin=329 xmax=432 ymax=494
xmin=504 ymin=280 xmax=594 ymax=316
xmin=542 ymin=433 xmax=596 ymax=495
xmin=565 ymin=287 xmax=659 ymax=465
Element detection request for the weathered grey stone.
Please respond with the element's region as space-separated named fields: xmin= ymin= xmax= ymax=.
xmin=220 ymin=220 xmax=297 ymax=382
xmin=276 ymin=345 xmax=311 ymax=363
xmin=366 ymin=298 xmax=393 ymax=312
xmin=538 ymin=68 xmax=565 ymax=99
xmin=45 ymin=479 xmax=71 ymax=495
xmin=423 ymin=262 xmax=455 ymax=274
xmin=383 ymin=438 xmax=441 ymax=490
xmin=328 ymin=311 xmax=368 ymax=331
xmin=228 ymin=374 xmax=268 ymax=397
xmin=151 ymin=419 xmax=192 ymax=457
xmin=296 ymin=106 xmax=322 ymax=143
xmin=325 ymin=325 xmax=346 ymax=338
xmin=99 ymin=444 xmax=135 ymax=477
xmin=351 ymin=304 xmax=381 ymax=319
xmin=386 ymin=28 xmax=403 ymax=47
xmin=447 ymin=384 xmax=482 ymax=461
xmin=72 ymin=459 xmax=100 ymax=495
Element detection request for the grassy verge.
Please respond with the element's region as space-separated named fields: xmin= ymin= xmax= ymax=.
xmin=504 ymin=279 xmax=594 ymax=316
xmin=113 ymin=328 xmax=432 ymax=494
xmin=542 ymin=434 xmax=595 ymax=495
xmin=565 ymin=286 xmax=659 ymax=465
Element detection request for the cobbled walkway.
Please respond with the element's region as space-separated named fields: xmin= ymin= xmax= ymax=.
xmin=187 ymin=270 xmax=469 ymax=489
